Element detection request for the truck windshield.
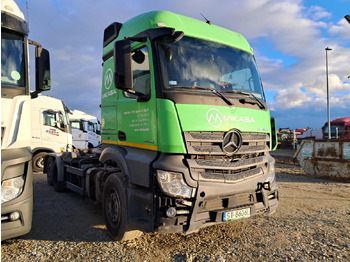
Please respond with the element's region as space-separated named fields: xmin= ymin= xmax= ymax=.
xmin=1 ymin=31 xmax=25 ymax=87
xmin=87 ymin=122 xmax=95 ymax=132
xmin=324 ymin=124 xmax=344 ymax=136
xmin=157 ymin=36 xmax=264 ymax=99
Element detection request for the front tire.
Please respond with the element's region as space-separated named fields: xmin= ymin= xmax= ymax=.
xmin=102 ymin=173 xmax=142 ymax=241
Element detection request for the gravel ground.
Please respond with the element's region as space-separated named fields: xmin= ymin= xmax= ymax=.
xmin=1 ymin=163 xmax=350 ymax=261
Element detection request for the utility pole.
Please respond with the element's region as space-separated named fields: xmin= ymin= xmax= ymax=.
xmin=325 ymin=47 xmax=332 ymax=139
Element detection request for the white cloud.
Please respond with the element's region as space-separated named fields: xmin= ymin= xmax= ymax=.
xmin=274 ymin=88 xmax=312 ymax=109
xmin=329 ymin=19 xmax=350 ymax=39
xmin=305 ymin=5 xmax=332 ymax=21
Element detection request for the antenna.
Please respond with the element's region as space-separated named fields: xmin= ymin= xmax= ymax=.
xmin=200 ymin=13 xmax=211 ymax=25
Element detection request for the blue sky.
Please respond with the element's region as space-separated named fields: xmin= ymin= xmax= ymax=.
xmin=17 ymin=0 xmax=350 ymax=130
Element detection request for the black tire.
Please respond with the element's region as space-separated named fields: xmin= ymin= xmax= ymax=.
xmin=53 ymin=173 xmax=67 ymax=192
xmin=46 ymin=157 xmax=55 ymax=186
xmin=102 ymin=173 xmax=142 ymax=241
xmin=33 ymin=152 xmax=47 ymax=173
xmin=48 ymin=159 xmax=66 ymax=192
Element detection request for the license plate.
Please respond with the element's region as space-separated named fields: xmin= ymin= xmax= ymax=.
xmin=223 ymin=207 xmax=251 ymax=222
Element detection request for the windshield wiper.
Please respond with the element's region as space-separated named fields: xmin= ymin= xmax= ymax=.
xmin=233 ymin=90 xmax=265 ymax=109
xmin=171 ymin=86 xmax=233 ymax=106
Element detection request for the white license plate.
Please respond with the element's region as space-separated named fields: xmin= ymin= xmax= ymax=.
xmin=223 ymin=207 xmax=251 ymax=222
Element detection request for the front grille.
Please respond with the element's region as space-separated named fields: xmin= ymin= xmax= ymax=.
xmin=184 ymin=132 xmax=270 ymax=183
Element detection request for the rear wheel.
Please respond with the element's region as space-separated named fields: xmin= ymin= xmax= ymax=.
xmin=53 ymin=168 xmax=67 ymax=192
xmin=33 ymin=152 xmax=47 ymax=172
xmin=46 ymin=157 xmax=55 ymax=186
xmin=47 ymin=157 xmax=66 ymax=192
xmin=102 ymin=173 xmax=142 ymax=241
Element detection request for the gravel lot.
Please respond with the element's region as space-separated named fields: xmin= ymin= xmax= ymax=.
xmin=2 ymin=163 xmax=350 ymax=261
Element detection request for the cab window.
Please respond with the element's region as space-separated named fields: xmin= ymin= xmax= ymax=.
xmin=43 ymin=111 xmax=56 ymax=127
xmin=124 ymin=46 xmax=150 ymax=99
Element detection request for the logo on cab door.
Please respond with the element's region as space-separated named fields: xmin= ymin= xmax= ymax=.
xmin=46 ymin=128 xmax=59 ymax=136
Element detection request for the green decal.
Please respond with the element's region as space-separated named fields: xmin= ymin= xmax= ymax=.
xmin=176 ymin=104 xmax=271 ymax=133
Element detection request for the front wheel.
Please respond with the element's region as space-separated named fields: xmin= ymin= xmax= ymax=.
xmin=102 ymin=174 xmax=142 ymax=241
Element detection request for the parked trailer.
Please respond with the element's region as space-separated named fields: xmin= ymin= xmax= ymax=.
xmin=294 ymin=139 xmax=350 ymax=182
xmin=45 ymin=11 xmax=279 ymax=241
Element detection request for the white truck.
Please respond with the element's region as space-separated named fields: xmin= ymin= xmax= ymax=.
xmin=31 ymin=95 xmax=73 ymax=172
xmin=1 ymin=0 xmax=51 ymax=240
xmin=69 ymin=110 xmax=101 ymax=150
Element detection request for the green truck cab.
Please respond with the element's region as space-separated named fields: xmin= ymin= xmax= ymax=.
xmin=45 ymin=11 xmax=278 ymax=241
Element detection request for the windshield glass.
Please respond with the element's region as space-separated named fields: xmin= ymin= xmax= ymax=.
xmin=158 ymin=36 xmax=264 ymax=99
xmin=71 ymin=121 xmax=80 ymax=129
xmin=87 ymin=122 xmax=94 ymax=132
xmin=1 ymin=31 xmax=25 ymax=87
xmin=324 ymin=124 xmax=344 ymax=136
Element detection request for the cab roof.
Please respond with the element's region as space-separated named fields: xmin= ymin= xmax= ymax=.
xmin=103 ymin=11 xmax=252 ymax=56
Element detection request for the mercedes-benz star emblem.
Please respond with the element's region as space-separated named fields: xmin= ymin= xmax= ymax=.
xmin=222 ymin=130 xmax=242 ymax=155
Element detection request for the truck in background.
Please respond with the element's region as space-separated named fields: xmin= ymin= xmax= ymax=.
xmin=69 ymin=110 xmax=101 ymax=150
xmin=298 ymin=128 xmax=323 ymax=140
xmin=1 ymin=0 xmax=51 ymax=240
xmin=322 ymin=117 xmax=350 ymax=139
xmin=45 ymin=11 xmax=278 ymax=241
xmin=31 ymin=95 xmax=72 ymax=172
xmin=277 ymin=128 xmax=300 ymax=150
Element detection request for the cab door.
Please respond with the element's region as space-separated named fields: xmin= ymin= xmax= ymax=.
xmin=41 ymin=110 xmax=66 ymax=151
xmin=116 ymin=44 xmax=158 ymax=151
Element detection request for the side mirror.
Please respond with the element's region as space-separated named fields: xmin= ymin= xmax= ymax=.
xmin=114 ymin=39 xmax=132 ymax=90
xmin=35 ymin=47 xmax=51 ymax=92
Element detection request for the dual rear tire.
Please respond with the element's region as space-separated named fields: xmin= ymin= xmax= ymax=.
xmin=46 ymin=157 xmax=66 ymax=192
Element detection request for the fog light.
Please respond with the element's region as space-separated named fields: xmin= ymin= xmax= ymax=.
xmin=9 ymin=211 xmax=20 ymax=221
xmin=263 ymin=182 xmax=271 ymax=191
xmin=166 ymin=207 xmax=176 ymax=218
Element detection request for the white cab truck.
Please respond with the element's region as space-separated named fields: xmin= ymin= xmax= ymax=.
xmin=69 ymin=110 xmax=101 ymax=149
xmin=1 ymin=0 xmax=51 ymax=240
xmin=31 ymin=95 xmax=73 ymax=172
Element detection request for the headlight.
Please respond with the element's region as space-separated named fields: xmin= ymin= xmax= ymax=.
xmin=156 ymin=170 xmax=193 ymax=199
xmin=266 ymin=155 xmax=276 ymax=184
xmin=1 ymin=176 xmax=25 ymax=203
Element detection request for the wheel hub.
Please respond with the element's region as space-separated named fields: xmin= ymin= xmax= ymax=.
xmin=107 ymin=190 xmax=120 ymax=222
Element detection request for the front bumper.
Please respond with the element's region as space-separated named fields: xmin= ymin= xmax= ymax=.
xmin=153 ymin=153 xmax=279 ymax=234
xmin=157 ymin=178 xmax=278 ymax=234
xmin=1 ymin=147 xmax=33 ymax=241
